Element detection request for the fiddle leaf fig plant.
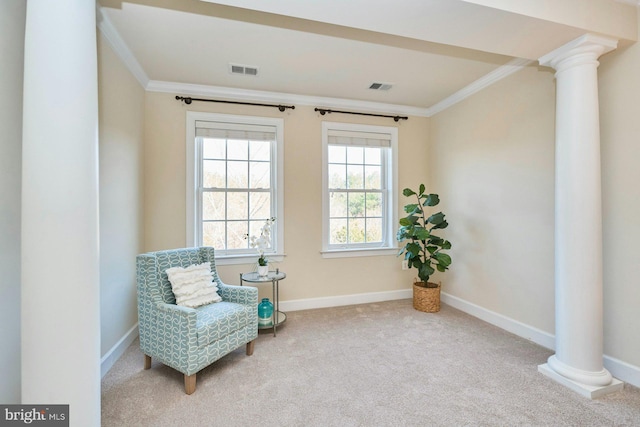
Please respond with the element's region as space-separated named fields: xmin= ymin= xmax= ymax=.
xmin=397 ymin=184 xmax=452 ymax=286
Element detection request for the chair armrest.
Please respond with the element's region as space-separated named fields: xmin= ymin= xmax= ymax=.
xmin=219 ymin=283 xmax=258 ymax=306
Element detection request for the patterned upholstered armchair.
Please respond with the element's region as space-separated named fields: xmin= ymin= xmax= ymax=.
xmin=136 ymin=247 xmax=258 ymax=394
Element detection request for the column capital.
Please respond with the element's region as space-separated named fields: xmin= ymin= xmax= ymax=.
xmin=539 ymin=34 xmax=618 ymax=73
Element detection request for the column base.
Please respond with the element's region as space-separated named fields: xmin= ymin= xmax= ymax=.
xmin=538 ymin=363 xmax=623 ymax=399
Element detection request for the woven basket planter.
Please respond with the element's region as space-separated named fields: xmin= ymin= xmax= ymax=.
xmin=413 ymin=282 xmax=441 ymax=313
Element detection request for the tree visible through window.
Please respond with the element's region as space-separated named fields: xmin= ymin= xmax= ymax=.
xmin=186 ymin=112 xmax=283 ymax=260
xmin=201 ymin=137 xmax=272 ymax=251
xmin=328 ymin=145 xmax=384 ymax=245
xmin=322 ymin=122 xmax=397 ymax=255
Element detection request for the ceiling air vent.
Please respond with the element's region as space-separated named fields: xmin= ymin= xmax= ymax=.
xmin=229 ymin=63 xmax=259 ymax=76
xmin=369 ymin=82 xmax=393 ymax=91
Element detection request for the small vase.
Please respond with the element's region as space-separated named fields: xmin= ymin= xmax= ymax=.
xmin=258 ymin=298 xmax=273 ymax=326
xmin=257 ymin=265 xmax=269 ymax=277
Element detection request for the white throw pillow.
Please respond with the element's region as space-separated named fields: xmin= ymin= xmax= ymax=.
xmin=166 ymin=262 xmax=222 ymax=308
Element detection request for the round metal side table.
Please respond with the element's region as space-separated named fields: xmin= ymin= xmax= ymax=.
xmin=240 ymin=270 xmax=286 ymax=337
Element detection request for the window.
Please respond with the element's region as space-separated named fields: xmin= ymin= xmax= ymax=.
xmin=186 ymin=112 xmax=284 ymax=264
xmin=321 ymin=122 xmax=398 ymax=257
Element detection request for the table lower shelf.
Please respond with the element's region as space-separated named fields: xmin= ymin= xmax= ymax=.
xmin=258 ymin=311 xmax=287 ymax=329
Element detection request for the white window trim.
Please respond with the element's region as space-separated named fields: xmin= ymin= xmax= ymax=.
xmin=186 ymin=111 xmax=284 ymax=265
xmin=321 ymin=121 xmax=398 ymax=259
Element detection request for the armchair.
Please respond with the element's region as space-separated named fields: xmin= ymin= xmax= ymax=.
xmin=136 ymin=247 xmax=258 ymax=394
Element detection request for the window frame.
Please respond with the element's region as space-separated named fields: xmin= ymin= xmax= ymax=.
xmin=186 ymin=111 xmax=284 ymax=265
xmin=321 ymin=121 xmax=398 ymax=258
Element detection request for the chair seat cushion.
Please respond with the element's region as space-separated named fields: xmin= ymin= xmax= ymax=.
xmin=195 ymin=301 xmax=251 ymax=347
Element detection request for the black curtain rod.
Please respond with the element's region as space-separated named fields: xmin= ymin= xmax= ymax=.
xmin=176 ymin=96 xmax=295 ymax=112
xmin=314 ymin=108 xmax=408 ymax=122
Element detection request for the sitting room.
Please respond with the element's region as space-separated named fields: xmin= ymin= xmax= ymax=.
xmin=2 ymin=1 xmax=640 ymax=425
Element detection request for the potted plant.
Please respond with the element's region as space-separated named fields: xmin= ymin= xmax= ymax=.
xmin=248 ymin=217 xmax=275 ymax=277
xmin=397 ymin=184 xmax=452 ymax=312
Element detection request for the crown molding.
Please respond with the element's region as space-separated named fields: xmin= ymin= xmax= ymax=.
xmin=425 ymin=58 xmax=533 ymax=117
xmin=96 ymin=5 xmax=149 ymax=88
xmin=146 ymin=80 xmax=431 ymax=117
xmin=97 ymin=3 xmax=532 ymax=119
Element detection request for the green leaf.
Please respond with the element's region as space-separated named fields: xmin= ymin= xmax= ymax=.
xmin=414 ymin=227 xmax=430 ymax=240
xmin=423 ymin=193 xmax=440 ymax=207
xmin=428 ymin=212 xmax=445 ymax=225
xmin=406 ymin=242 xmax=421 ymax=256
xmin=436 ymin=264 xmax=447 ymax=272
xmin=426 ymin=246 xmax=438 ymax=254
xmin=431 ymin=220 xmax=449 ymax=230
xmin=399 ymin=217 xmax=416 ymax=227
xmin=419 ymin=184 xmax=425 ymax=196
xmin=404 ymin=204 xmax=419 ymax=214
xmin=441 ymin=240 xmax=452 ymax=250
xmin=419 ymin=263 xmax=435 ymax=282
xmin=435 ymin=252 xmax=452 ymax=267
xmin=403 ymin=188 xmax=416 ymax=197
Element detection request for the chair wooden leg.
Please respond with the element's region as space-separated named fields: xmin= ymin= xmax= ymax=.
xmin=144 ymin=354 xmax=151 ymax=370
xmin=184 ymin=373 xmax=196 ymax=395
xmin=246 ymin=340 xmax=255 ymax=356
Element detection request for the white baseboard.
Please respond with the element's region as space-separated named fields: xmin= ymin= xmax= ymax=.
xmin=441 ymin=291 xmax=640 ymax=389
xmin=279 ymin=288 xmax=412 ymax=312
xmin=440 ymin=292 xmax=556 ymax=350
xmin=101 ymin=323 xmax=139 ymax=378
xmin=604 ymin=355 xmax=640 ymax=389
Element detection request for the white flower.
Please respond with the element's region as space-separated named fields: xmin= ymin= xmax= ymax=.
xmin=248 ymin=218 xmax=276 ymax=263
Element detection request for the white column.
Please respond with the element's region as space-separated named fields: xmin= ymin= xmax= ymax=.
xmin=537 ymin=34 xmax=622 ymax=399
xmin=22 ymin=1 xmax=100 ymax=425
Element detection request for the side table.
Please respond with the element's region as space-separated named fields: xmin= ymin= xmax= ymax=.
xmin=240 ymin=270 xmax=286 ymax=337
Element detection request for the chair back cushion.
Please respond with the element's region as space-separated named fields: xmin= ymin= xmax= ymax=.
xmin=139 ymin=247 xmax=212 ymax=305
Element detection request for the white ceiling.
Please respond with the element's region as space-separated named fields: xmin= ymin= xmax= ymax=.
xmin=99 ymin=0 xmax=637 ymax=115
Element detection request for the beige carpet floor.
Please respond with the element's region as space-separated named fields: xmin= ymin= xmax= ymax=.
xmin=101 ymin=300 xmax=640 ymax=426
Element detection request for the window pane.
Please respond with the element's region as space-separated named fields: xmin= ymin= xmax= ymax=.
xmin=202 ymin=192 xmax=225 ymax=220
xmin=203 ymin=138 xmax=225 ymax=159
xmin=227 ymin=221 xmax=249 ymax=249
xmin=249 ymin=192 xmax=270 ymax=220
xmin=364 ymin=147 xmax=381 ymax=165
xmin=227 ymin=139 xmax=248 ymax=160
xmin=249 ymin=161 xmax=270 ymax=189
xmin=250 ymin=140 xmax=270 ymax=161
xmin=227 ymin=192 xmax=248 ymax=220
xmin=347 ymin=165 xmax=364 ymax=189
xmin=328 ymin=145 xmax=346 ymax=163
xmin=366 ymin=192 xmax=382 ymax=217
xmin=366 ymin=218 xmax=383 ymax=243
xmin=348 ymin=192 xmax=365 ymax=217
xmin=203 ymin=221 xmax=225 ymax=249
xmin=365 ymin=165 xmax=381 ymax=189
xmin=203 ymin=160 xmax=225 ymax=188
xmin=330 ymin=219 xmax=347 ymax=244
xmin=329 ymin=192 xmax=347 ymax=217
xmin=347 ymin=146 xmax=363 ymax=164
xmin=227 ymin=161 xmax=248 ymax=188
xmin=348 ymin=218 xmax=365 ymax=243
xmin=328 ymin=164 xmax=346 ymax=189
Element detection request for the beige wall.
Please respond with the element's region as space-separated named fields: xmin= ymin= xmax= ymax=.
xmin=599 ymin=8 xmax=640 ymax=369
xmin=429 ymin=65 xmax=557 ymax=333
xmin=144 ymin=93 xmax=429 ymax=301
xmin=0 ymin=0 xmax=26 ymax=404
xmin=430 ymin=31 xmax=640 ymax=372
xmin=98 ymin=35 xmax=145 ymax=357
